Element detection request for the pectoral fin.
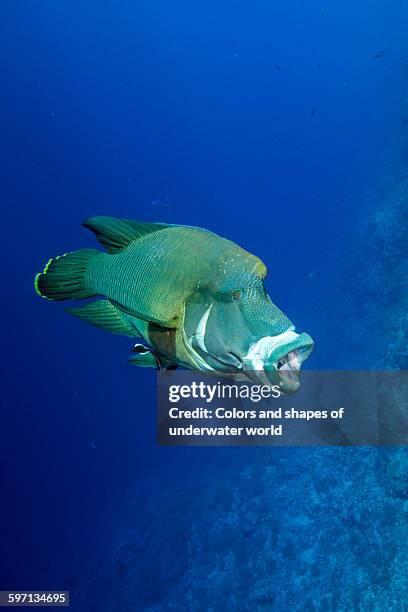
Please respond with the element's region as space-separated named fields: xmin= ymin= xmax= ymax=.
xmin=110 ymin=299 xmax=179 ymax=329
xmin=65 ymin=300 xmax=140 ymax=337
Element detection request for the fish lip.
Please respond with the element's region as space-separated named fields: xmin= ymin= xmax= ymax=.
xmin=274 ymin=344 xmax=314 ymax=371
xmin=242 ymin=331 xmax=314 ymax=391
xmin=269 ymin=335 xmax=314 ymax=365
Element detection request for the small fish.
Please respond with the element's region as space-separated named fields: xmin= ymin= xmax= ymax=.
xmin=320 ymin=11 xmax=327 ymax=18
xmin=152 ymin=199 xmax=174 ymax=210
xmin=371 ymin=49 xmax=387 ymax=61
xmin=34 ymin=218 xmax=314 ymax=392
xmin=130 ymin=343 xmax=165 ymax=370
xmin=275 ymin=64 xmax=281 ymax=72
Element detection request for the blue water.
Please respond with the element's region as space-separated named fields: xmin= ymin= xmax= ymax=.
xmin=2 ymin=1 xmax=408 ymax=609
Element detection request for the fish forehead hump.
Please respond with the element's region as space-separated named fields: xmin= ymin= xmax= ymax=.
xmin=92 ymin=225 xmax=266 ymax=326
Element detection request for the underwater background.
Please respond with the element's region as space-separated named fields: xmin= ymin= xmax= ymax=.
xmin=1 ymin=0 xmax=408 ymax=609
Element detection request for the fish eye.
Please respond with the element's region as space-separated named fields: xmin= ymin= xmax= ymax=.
xmin=232 ymin=289 xmax=242 ymax=301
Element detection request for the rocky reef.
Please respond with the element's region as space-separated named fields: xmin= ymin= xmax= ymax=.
xmin=75 ymin=447 xmax=408 ymax=611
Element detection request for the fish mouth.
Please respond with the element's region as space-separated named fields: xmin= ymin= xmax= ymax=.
xmin=243 ymin=331 xmax=314 ymax=393
xmin=274 ymin=346 xmax=313 ymax=392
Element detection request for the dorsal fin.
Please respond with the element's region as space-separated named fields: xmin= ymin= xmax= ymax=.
xmin=83 ymin=216 xmax=171 ymax=254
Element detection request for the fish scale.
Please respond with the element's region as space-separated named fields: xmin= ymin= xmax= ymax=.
xmin=86 ymin=226 xmax=261 ymax=325
xmin=34 ymin=216 xmax=314 ymax=389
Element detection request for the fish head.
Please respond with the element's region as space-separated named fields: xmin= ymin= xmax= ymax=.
xmin=183 ymin=253 xmax=314 ymax=393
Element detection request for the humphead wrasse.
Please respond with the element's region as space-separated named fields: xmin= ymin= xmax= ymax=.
xmin=35 ymin=217 xmax=314 ymax=392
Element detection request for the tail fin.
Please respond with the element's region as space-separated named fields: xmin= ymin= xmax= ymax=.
xmin=34 ymin=249 xmax=101 ymax=301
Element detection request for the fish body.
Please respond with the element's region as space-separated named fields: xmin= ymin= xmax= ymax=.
xmin=35 ymin=217 xmax=314 ymax=391
xmin=371 ymin=49 xmax=387 ymax=61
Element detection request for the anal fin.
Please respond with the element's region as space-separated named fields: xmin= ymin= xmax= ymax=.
xmin=66 ymin=300 xmax=140 ymax=337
